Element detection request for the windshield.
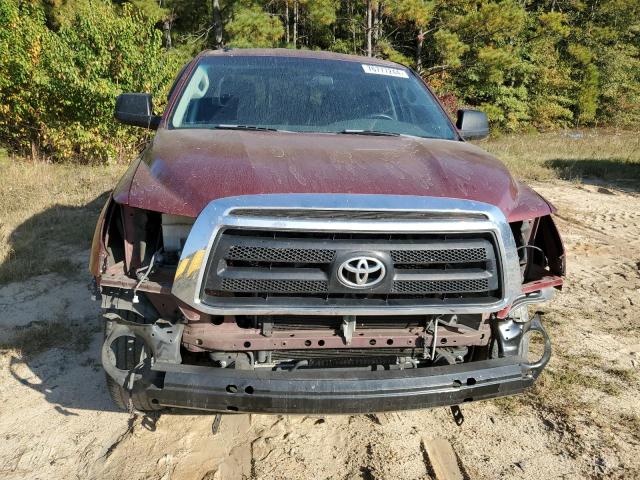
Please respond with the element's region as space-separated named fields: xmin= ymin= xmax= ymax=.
xmin=170 ymin=56 xmax=457 ymax=140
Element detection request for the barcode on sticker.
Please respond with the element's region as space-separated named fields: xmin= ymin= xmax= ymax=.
xmin=362 ymin=64 xmax=409 ymax=78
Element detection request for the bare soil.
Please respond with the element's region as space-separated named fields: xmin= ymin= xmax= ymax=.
xmin=1 ymin=180 xmax=639 ymax=480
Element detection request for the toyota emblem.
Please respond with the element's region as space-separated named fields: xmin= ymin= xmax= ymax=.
xmin=337 ymin=256 xmax=386 ymax=289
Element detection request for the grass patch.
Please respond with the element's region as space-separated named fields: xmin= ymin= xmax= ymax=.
xmin=0 ymin=158 xmax=124 ymax=285
xmin=480 ymin=129 xmax=640 ymax=182
xmin=48 ymin=258 xmax=80 ymax=277
xmin=494 ymin=357 xmax=624 ymax=417
xmin=0 ymin=299 xmax=101 ymax=358
xmin=604 ymin=367 xmax=638 ymax=383
xmin=618 ymin=413 xmax=640 ymax=440
xmin=554 ymin=349 xmax=602 ymax=366
xmin=503 ymin=360 xmax=625 ymax=419
xmin=0 ymin=320 xmax=96 ymax=358
xmin=0 ymin=147 xmax=8 ymax=165
xmin=539 ymin=365 xmax=623 ymax=399
xmin=492 ymin=394 xmax=528 ymax=414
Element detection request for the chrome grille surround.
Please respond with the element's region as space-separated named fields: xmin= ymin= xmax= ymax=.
xmin=172 ymin=194 xmax=522 ymax=315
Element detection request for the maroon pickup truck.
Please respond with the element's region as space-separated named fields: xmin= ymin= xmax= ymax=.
xmin=90 ymin=49 xmax=564 ymax=414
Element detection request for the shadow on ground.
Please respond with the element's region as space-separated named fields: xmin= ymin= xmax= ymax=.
xmin=0 ymin=192 xmax=214 ymax=419
xmin=545 ymin=158 xmax=640 ymax=192
xmin=6 ymin=339 xmax=120 ymax=414
xmin=0 ymin=192 xmax=119 ymax=413
xmin=0 ymin=191 xmax=111 ymax=284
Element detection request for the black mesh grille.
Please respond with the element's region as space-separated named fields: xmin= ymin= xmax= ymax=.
xmin=221 ymin=278 xmax=328 ymax=293
xmin=392 ymin=278 xmax=490 ymax=294
xmin=204 ymin=227 xmax=502 ymax=306
xmin=391 ymin=248 xmax=487 ymax=264
xmin=227 ymin=245 xmax=335 ymax=263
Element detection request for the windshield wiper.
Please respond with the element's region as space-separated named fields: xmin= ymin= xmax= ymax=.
xmin=339 ymin=129 xmax=400 ymax=137
xmin=213 ymin=124 xmax=280 ymax=132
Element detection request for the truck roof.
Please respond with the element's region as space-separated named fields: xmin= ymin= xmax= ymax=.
xmin=201 ymin=48 xmax=406 ymax=69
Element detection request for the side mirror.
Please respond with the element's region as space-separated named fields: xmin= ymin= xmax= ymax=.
xmin=456 ymin=109 xmax=489 ymax=140
xmin=115 ymin=93 xmax=161 ymax=129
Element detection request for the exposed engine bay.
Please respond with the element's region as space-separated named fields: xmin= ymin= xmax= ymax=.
xmin=92 ymin=194 xmax=563 ymax=413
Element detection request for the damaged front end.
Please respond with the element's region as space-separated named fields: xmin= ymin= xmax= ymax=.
xmin=90 ymin=194 xmax=563 ymax=414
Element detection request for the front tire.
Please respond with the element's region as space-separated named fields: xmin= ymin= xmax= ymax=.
xmin=105 ymin=374 xmax=162 ymax=412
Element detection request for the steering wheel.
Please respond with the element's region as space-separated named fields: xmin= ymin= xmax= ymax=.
xmin=365 ymin=113 xmax=394 ymax=121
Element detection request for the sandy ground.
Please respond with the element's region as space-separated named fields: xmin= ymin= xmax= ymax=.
xmin=1 ymin=180 xmax=639 ymax=480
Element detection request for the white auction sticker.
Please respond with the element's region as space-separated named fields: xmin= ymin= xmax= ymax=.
xmin=361 ymin=64 xmax=409 ymax=78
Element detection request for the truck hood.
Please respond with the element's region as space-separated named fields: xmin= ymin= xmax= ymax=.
xmin=113 ymin=129 xmax=552 ymax=222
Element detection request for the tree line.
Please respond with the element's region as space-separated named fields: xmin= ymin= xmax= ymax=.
xmin=0 ymin=0 xmax=638 ymax=163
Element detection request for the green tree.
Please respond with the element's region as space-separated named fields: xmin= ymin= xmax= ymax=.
xmin=2 ymin=0 xmax=640 ymax=163
xmin=0 ymin=0 xmax=182 ymax=162
xmin=226 ymin=3 xmax=284 ymax=48
xmin=386 ymin=0 xmax=434 ymax=69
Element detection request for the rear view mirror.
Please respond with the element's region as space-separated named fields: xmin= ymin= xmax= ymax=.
xmin=115 ymin=93 xmax=161 ymax=129
xmin=456 ymin=109 xmax=489 ymax=140
xmin=307 ymin=74 xmax=334 ymax=88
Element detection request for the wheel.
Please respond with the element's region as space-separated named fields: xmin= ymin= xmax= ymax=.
xmin=103 ymin=312 xmax=164 ymax=412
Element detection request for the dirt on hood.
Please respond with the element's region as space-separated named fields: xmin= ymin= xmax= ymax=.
xmin=114 ymin=129 xmax=552 ymax=222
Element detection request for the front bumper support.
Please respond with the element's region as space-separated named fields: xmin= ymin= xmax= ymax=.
xmin=146 ymin=355 xmax=543 ymax=414
xmin=104 ymin=314 xmax=550 ymax=414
